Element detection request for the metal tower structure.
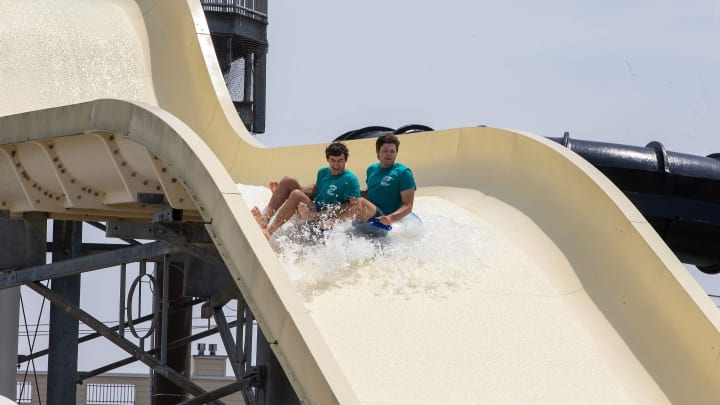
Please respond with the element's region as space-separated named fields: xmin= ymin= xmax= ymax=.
xmin=202 ymin=0 xmax=269 ymax=134
xmin=4 ymin=2 xmax=294 ymax=404
xmin=6 ymin=218 xmax=291 ymax=404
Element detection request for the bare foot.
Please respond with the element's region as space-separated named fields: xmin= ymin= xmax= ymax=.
xmin=251 ymin=206 xmax=268 ymax=228
xmin=297 ymin=203 xmax=310 ymax=220
xmin=269 ymin=181 xmax=279 ymax=193
xmin=318 ymin=219 xmax=335 ymax=230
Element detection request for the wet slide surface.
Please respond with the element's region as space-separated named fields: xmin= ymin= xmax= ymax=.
xmin=2 ymin=1 xmax=720 ymax=403
xmin=238 ymin=185 xmax=653 ymax=403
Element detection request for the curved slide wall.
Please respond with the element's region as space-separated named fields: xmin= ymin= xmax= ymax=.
xmin=2 ymin=1 xmax=720 ymax=403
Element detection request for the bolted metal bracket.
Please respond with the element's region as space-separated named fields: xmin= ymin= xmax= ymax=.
xmin=152 ymin=207 xmax=183 ymax=223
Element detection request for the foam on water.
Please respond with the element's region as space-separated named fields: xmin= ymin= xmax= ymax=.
xmin=237 ymin=184 xmax=512 ymax=301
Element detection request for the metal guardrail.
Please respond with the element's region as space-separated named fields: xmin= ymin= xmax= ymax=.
xmin=200 ymin=0 xmax=268 ymax=23
xmin=86 ymin=383 xmax=135 ymax=405
xmin=16 ymin=381 xmax=32 ymax=403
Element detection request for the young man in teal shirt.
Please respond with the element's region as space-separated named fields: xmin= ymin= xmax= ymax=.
xmin=355 ymin=133 xmax=416 ymax=226
xmin=252 ymin=142 xmax=361 ymax=238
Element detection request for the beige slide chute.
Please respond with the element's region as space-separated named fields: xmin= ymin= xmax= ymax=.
xmin=2 ymin=1 xmax=720 ymax=403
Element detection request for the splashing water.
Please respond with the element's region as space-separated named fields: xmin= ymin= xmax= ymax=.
xmin=237 ymin=183 xmax=634 ymax=403
xmin=237 ymin=183 xmax=524 ymax=302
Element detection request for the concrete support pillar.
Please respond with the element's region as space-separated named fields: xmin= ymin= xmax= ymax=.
xmin=0 ymin=213 xmax=46 ymax=399
xmin=46 ymin=221 xmax=82 ymax=405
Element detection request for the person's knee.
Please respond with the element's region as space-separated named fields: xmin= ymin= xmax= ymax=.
xmin=357 ymin=199 xmax=369 ymax=215
xmin=360 ymin=199 xmax=377 ymax=219
xmin=288 ymin=189 xmax=306 ymax=203
xmin=278 ymin=176 xmax=300 ymax=188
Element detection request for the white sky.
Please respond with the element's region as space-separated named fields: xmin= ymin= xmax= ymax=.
xmin=15 ymin=0 xmax=720 ymax=377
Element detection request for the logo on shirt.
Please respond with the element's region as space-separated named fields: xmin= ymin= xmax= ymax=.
xmin=326 ymin=185 xmax=338 ymax=197
xmin=380 ymin=176 xmax=392 ymax=187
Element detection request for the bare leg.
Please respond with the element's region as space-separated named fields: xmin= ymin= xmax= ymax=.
xmin=251 ymin=177 xmax=305 ymax=239
xmin=251 ymin=206 xmax=266 ymax=227
xmin=317 ymin=203 xmax=356 ymax=230
xmin=267 ymin=189 xmax=314 ymax=235
xmin=297 ymin=202 xmax=311 ymax=220
xmin=349 ymin=198 xmax=378 ymax=221
xmin=250 ymin=207 xmax=271 ymax=239
xmin=261 ymin=176 xmax=303 ymax=221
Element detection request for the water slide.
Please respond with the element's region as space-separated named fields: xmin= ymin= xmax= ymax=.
xmin=3 ymin=1 xmax=720 ymax=403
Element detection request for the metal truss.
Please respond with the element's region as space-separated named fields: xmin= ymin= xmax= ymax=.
xmin=8 ymin=219 xmax=263 ymax=404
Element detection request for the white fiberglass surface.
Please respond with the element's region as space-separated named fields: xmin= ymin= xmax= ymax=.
xmin=0 ymin=0 xmax=149 ymax=117
xmin=238 ymin=183 xmax=634 ymax=404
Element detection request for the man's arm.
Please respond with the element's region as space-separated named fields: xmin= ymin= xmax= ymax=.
xmin=378 ymin=188 xmax=415 ymax=226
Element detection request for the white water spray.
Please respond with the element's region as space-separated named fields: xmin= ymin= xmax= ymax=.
xmin=237 ymin=184 xmax=513 ymax=301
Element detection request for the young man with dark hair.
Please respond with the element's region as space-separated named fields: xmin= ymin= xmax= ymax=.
xmin=354 ymin=133 xmax=416 ymax=226
xmin=252 ymin=142 xmax=361 ymax=238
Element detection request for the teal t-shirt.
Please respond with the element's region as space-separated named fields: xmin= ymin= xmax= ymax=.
xmin=366 ymin=162 xmax=416 ymax=215
xmin=313 ymin=167 xmax=361 ymax=211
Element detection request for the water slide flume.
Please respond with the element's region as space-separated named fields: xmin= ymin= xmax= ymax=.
xmin=2 ymin=1 xmax=720 ymax=403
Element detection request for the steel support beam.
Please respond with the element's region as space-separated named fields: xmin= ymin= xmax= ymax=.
xmin=255 ymin=328 xmax=300 ymax=405
xmin=202 ymin=284 xmax=240 ymax=316
xmin=77 ymin=319 xmax=238 ymax=383
xmin=86 ymin=220 xmax=141 ymax=245
xmin=47 ymin=220 xmax=82 ymax=405
xmin=0 ymin=241 xmax=223 ymax=290
xmin=179 ymin=375 xmax=259 ymax=405
xmin=253 ymin=51 xmax=267 ymax=133
xmin=18 ymin=298 xmax=204 ymax=366
xmin=12 ymin=218 xmax=245 ymax=404
xmin=105 ymin=221 xmax=213 ymax=243
xmin=24 ymin=281 xmax=219 ymax=403
xmin=152 ymin=259 xmax=193 ymax=405
xmin=213 ymin=308 xmax=243 ymax=378
xmin=242 ymin=303 xmax=254 ymax=375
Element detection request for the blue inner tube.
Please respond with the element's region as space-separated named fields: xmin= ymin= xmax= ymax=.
xmin=351 ymin=213 xmax=422 ymax=237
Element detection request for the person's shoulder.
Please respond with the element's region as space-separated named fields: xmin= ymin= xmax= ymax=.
xmin=317 ymin=166 xmax=330 ymax=175
xmin=342 ymin=170 xmax=359 ymax=180
xmin=394 ymin=163 xmax=413 ymax=173
xmin=367 ymin=162 xmax=381 ymax=170
xmin=396 ymin=163 xmax=415 ymax=182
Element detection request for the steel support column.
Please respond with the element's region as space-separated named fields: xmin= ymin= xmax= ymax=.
xmin=152 ymin=258 xmax=193 ymax=405
xmin=47 ymin=220 xmax=83 ymax=405
xmin=254 ymin=328 xmax=300 ymax=405
xmin=253 ymin=51 xmax=267 ymax=133
xmin=0 ymin=212 xmax=46 ymax=399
